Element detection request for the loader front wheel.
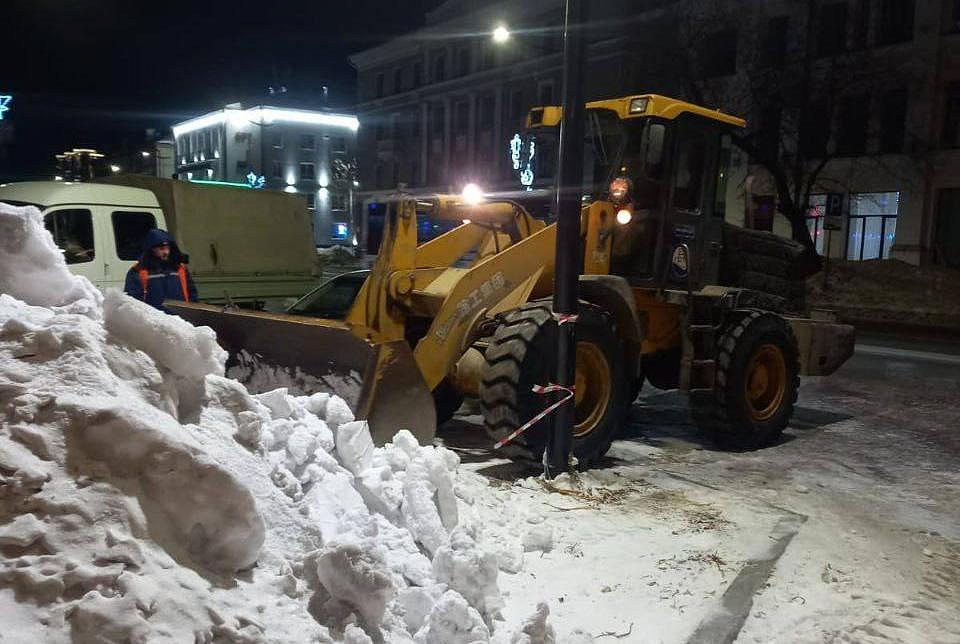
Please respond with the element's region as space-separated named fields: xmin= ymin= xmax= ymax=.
xmin=480 ymin=303 xmax=629 ymax=469
xmin=690 ymin=311 xmax=799 ymax=448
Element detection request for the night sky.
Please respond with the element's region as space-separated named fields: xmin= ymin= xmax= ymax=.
xmin=0 ymin=0 xmax=443 ymax=181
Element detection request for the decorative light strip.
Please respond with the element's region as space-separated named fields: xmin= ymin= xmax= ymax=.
xmin=173 ymin=106 xmax=359 ymax=137
xmin=0 ymin=95 xmax=11 ymax=120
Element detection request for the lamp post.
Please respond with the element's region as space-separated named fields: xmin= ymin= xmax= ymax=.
xmin=545 ymin=0 xmax=587 ymax=478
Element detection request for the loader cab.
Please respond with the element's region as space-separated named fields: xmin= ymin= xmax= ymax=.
xmin=526 ymin=94 xmax=744 ymax=291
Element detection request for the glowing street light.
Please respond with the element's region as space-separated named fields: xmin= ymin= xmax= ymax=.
xmin=110 ymin=164 xmax=121 ymax=173
xmin=140 ymin=151 xmax=151 ymax=158
xmin=492 ymin=25 xmax=510 ymax=43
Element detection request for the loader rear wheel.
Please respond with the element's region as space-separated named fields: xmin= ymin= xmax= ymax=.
xmin=480 ymin=303 xmax=629 ymax=469
xmin=690 ymin=311 xmax=799 ymax=449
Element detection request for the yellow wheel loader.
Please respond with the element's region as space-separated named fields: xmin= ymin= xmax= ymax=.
xmin=169 ymin=94 xmax=854 ymax=467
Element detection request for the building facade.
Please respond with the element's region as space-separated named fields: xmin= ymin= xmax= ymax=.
xmin=172 ymin=104 xmax=359 ymax=247
xmin=350 ymin=0 xmax=960 ymax=268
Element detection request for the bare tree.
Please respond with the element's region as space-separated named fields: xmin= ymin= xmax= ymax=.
xmin=670 ymin=0 xmax=927 ymax=266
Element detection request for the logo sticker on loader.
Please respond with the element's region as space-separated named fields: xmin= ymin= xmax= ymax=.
xmin=434 ymin=271 xmax=508 ymax=341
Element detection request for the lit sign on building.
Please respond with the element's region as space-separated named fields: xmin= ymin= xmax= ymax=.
xmin=245 ymin=172 xmax=266 ymax=189
xmin=508 ymin=133 xmax=536 ymax=190
xmin=332 ymin=222 xmax=349 ymax=240
xmin=0 ymin=96 xmax=11 ymax=120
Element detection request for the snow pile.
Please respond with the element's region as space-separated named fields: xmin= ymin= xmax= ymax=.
xmin=0 ymin=203 xmax=571 ymax=643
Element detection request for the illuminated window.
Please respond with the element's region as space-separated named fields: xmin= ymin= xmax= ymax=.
xmin=300 ymin=134 xmax=316 ymax=150
xmin=306 ymin=193 xmax=316 ymax=210
xmin=847 ymin=192 xmax=899 ymax=260
xmin=806 ymin=194 xmax=828 ymax=255
xmin=271 ymin=131 xmax=284 ymax=148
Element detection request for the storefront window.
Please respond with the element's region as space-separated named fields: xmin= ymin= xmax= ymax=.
xmin=806 ymin=194 xmax=826 ymax=255
xmin=847 ymin=191 xmax=899 ymax=260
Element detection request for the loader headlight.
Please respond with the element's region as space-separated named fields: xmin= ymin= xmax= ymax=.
xmin=616 ymin=209 xmax=632 ymax=225
xmin=629 ymin=97 xmax=649 ymax=114
xmin=461 ymin=183 xmax=484 ymax=206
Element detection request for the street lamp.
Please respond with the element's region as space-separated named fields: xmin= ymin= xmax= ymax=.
xmin=492 ymin=25 xmax=510 ymax=43
xmin=110 ymin=164 xmax=121 ymax=173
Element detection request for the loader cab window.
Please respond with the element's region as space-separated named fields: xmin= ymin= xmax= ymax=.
xmin=617 ymin=119 xmax=667 ymax=211
xmin=583 ymin=109 xmax=627 ymax=200
xmin=671 ymin=125 xmax=709 ymax=213
xmin=112 ymin=211 xmax=157 ymax=260
xmin=44 ymin=209 xmax=94 ymax=264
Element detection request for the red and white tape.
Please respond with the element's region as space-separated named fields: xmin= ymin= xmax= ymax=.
xmin=493 ymin=383 xmax=576 ymax=450
xmin=554 ymin=312 xmax=578 ymax=325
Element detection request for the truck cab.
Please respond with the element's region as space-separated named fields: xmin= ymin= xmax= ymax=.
xmin=0 ymin=181 xmax=167 ymax=291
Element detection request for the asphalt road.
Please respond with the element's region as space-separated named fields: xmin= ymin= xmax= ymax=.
xmin=441 ymin=334 xmax=960 ymax=642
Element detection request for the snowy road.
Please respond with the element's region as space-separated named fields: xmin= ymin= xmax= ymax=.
xmin=439 ymin=335 xmax=960 ymax=643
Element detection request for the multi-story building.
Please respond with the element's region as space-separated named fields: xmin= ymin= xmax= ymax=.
xmin=55 ymin=149 xmax=108 ymax=182
xmin=172 ymin=103 xmax=359 ymax=247
xmin=350 ymin=0 xmax=960 ymax=268
xmin=348 ymin=0 xmax=680 ymax=239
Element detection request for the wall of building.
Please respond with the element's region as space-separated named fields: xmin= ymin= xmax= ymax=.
xmin=350 ymin=0 xmax=960 ymax=267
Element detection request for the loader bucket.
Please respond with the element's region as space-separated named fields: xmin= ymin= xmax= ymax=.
xmin=165 ymin=301 xmax=437 ymax=446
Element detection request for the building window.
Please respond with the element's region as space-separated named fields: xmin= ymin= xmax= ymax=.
xmin=700 ymin=29 xmax=738 ymax=77
xmin=879 ymin=88 xmax=908 ymax=153
xmin=331 ymin=136 xmax=347 ymax=153
xmin=942 ymin=83 xmax=960 ymax=148
xmin=300 ymin=134 xmax=316 ymax=150
xmin=936 ymin=188 xmax=960 ymax=267
xmin=332 ymin=222 xmax=350 ymax=241
xmin=510 ymin=90 xmax=525 ymax=122
xmin=306 ymin=193 xmax=316 ymax=210
xmin=431 ymin=104 xmax=445 ymax=136
xmin=538 ymin=82 xmax=554 ymax=105
xmin=944 ymin=0 xmax=960 ymax=33
xmin=837 ymin=94 xmax=869 ymax=155
xmin=300 ymin=163 xmax=316 ymax=182
xmin=272 ymin=160 xmax=283 ymax=178
xmin=376 ymin=73 xmax=385 ymax=98
xmin=331 ymin=192 xmax=347 ymax=211
xmin=758 ymin=107 xmax=781 ymax=161
xmin=480 ymin=42 xmax=495 ymax=70
xmin=817 ymin=2 xmax=848 ymax=56
xmin=457 ymin=47 xmax=471 ymax=76
xmin=236 ymin=160 xmax=248 ymax=173
xmin=394 ymin=68 xmax=403 ymax=93
xmin=876 ymin=0 xmax=914 ymax=45
xmin=44 ymin=209 xmax=95 ymax=264
xmin=800 ymin=100 xmax=831 ymax=158
xmin=805 ymin=194 xmax=828 ymax=255
xmin=413 ymin=62 xmax=422 ymax=87
xmin=454 ymin=101 xmax=469 ymax=133
xmin=761 ymin=17 xmax=789 ymax=67
xmin=847 ymin=191 xmax=899 ymax=260
xmin=478 ymin=95 xmax=494 ymax=129
xmin=433 ymin=53 xmax=446 ymax=83
xmin=271 ymin=131 xmax=284 ymax=148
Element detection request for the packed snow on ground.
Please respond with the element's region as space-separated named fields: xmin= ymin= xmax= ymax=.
xmin=0 ymin=202 xmax=587 ymax=643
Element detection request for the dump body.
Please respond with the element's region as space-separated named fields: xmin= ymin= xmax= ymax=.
xmin=98 ymin=176 xmax=318 ymax=303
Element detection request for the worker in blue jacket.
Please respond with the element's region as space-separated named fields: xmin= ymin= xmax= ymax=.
xmin=124 ymin=229 xmax=197 ymax=311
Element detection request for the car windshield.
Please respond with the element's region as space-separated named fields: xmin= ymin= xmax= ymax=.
xmin=287 ymin=271 xmax=368 ymax=319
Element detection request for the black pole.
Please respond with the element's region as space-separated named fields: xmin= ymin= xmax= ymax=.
xmin=545 ymin=0 xmax=587 ymax=478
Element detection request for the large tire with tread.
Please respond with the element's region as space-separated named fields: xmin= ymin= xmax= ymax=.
xmin=690 ymin=311 xmax=799 ymax=449
xmin=480 ymin=302 xmax=630 ymax=469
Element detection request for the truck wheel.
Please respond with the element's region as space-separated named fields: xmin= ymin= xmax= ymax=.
xmin=690 ymin=311 xmax=799 ymax=448
xmin=480 ymin=302 xmax=629 ymax=469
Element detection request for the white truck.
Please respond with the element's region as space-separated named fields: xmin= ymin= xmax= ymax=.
xmin=0 ymin=178 xmax=319 ymax=305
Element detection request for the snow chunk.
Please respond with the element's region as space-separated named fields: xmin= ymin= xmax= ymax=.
xmin=336 ymin=421 xmax=375 ymax=476
xmin=0 ymin=203 xmax=101 ymax=312
xmin=103 ymin=289 xmax=226 ymax=380
xmin=415 ymin=590 xmax=490 ymax=644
